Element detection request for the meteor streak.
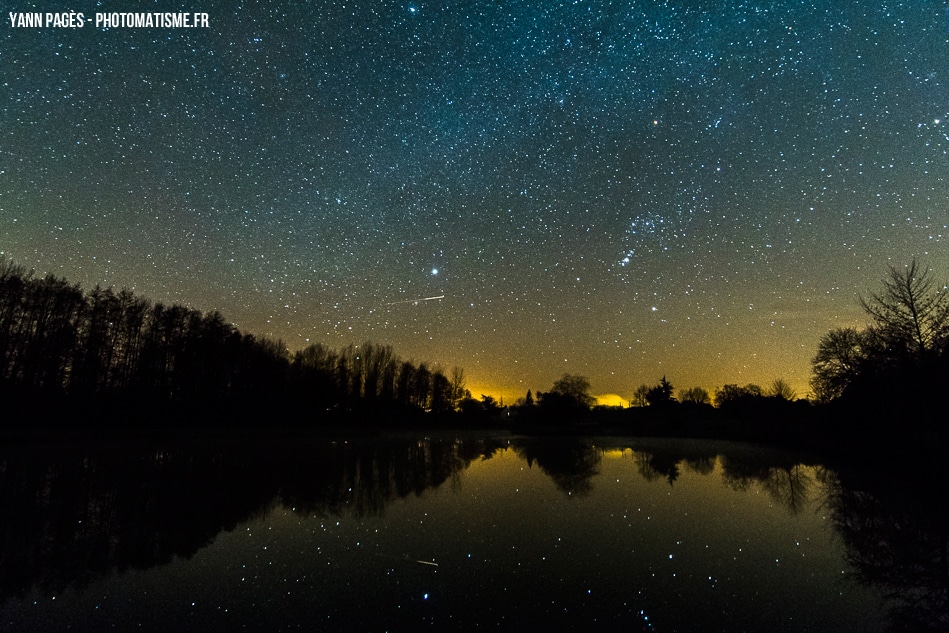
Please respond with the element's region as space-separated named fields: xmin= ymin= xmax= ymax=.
xmin=385 ymin=295 xmax=445 ymax=306
xmin=373 ymin=553 xmax=440 ymax=567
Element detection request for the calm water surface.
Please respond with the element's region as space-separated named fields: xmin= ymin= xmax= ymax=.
xmin=0 ymin=433 xmax=944 ymax=631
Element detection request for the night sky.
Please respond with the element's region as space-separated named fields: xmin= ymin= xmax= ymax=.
xmin=3 ymin=1 xmax=947 ymax=403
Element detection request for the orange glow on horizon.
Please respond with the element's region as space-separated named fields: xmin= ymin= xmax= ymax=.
xmin=595 ymin=393 xmax=627 ymax=408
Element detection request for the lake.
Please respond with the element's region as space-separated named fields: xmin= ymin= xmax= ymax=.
xmin=0 ymin=432 xmax=945 ymax=632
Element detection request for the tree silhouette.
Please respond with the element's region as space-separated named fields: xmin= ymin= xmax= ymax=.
xmin=429 ymin=370 xmax=452 ymax=414
xmin=542 ymin=374 xmax=594 ymax=410
xmin=20 ymin=275 xmax=85 ymax=392
xmin=536 ymin=374 xmax=595 ymax=422
xmin=551 ymin=374 xmax=595 ymax=408
xmin=768 ymin=378 xmax=796 ymax=401
xmin=632 ymin=384 xmax=649 ymax=407
xmin=714 ymin=383 xmax=763 ymax=408
xmin=811 ymin=259 xmax=949 ymax=408
xmin=479 ymin=394 xmax=502 ymax=415
xmin=413 ymin=362 xmax=432 ymax=409
xmin=860 ymin=259 xmax=949 ymax=361
xmin=679 ymin=386 xmax=710 ymax=405
xmin=395 ymin=360 xmax=416 ymax=409
xmin=810 ymin=327 xmax=866 ymax=403
xmin=449 ymin=366 xmax=466 ymax=410
xmin=645 ymin=376 xmax=675 ymax=407
xmin=0 ymin=257 xmax=459 ymax=427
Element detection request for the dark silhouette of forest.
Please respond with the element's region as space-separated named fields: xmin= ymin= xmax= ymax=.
xmin=2 ymin=256 xmax=948 ymax=453
xmin=0 ymin=257 xmax=461 ymax=428
xmin=810 ymin=259 xmax=949 ymax=441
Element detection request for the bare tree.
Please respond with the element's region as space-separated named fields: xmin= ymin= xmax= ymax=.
xmin=859 ymin=258 xmax=949 ymax=359
xmin=811 ymin=260 xmax=949 ymax=403
xmin=430 ymin=370 xmax=452 ymax=413
xmin=768 ymin=378 xmax=796 ymax=401
xmin=810 ymin=327 xmax=866 ymax=402
xmin=632 ymin=384 xmax=649 ymax=407
xmin=449 ymin=366 xmax=466 ymax=410
xmin=679 ymin=386 xmax=711 ymax=405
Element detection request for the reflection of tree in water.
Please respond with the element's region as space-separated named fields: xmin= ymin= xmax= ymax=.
xmin=761 ymin=465 xmax=813 ymax=515
xmin=280 ymin=437 xmax=505 ymax=518
xmin=682 ymin=454 xmax=715 ymax=476
xmin=621 ymin=441 xmax=949 ymax=629
xmin=823 ymin=469 xmax=949 ymax=632
xmin=0 ymin=442 xmax=278 ymax=598
xmin=7 ymin=433 xmax=946 ymax=633
xmin=515 ymin=439 xmax=600 ymax=495
xmin=719 ymin=454 xmax=814 ymax=515
xmin=627 ymin=443 xmax=718 ymax=485
xmin=0 ymin=436 xmax=504 ymax=601
xmin=634 ymin=451 xmax=680 ymax=485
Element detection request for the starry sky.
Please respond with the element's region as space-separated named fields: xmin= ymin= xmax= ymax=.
xmin=3 ymin=1 xmax=948 ymax=403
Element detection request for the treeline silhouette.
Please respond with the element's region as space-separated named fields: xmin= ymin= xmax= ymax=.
xmin=0 ymin=258 xmax=457 ymax=427
xmin=4 ymin=255 xmax=948 ymax=447
xmin=504 ymin=371 xmax=813 ymax=447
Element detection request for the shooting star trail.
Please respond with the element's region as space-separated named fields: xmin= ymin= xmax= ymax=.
xmin=385 ymin=295 xmax=445 ymax=306
xmin=373 ymin=553 xmax=440 ymax=567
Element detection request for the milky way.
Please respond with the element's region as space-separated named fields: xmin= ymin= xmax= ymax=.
xmin=3 ymin=1 xmax=947 ymax=401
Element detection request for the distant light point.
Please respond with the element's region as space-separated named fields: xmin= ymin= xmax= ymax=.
xmin=431 ymin=268 xmax=438 ymax=275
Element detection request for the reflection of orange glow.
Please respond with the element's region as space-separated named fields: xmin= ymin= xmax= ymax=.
xmin=595 ymin=393 xmax=627 ymax=408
